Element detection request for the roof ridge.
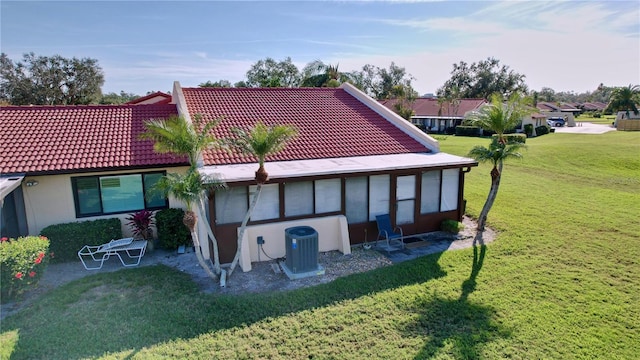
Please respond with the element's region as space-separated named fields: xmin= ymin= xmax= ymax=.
xmin=1 ymin=103 xmax=177 ymax=110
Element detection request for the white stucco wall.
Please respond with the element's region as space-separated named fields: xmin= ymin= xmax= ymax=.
xmin=19 ymin=166 xmax=190 ymax=237
xmin=237 ymin=215 xmax=351 ymax=272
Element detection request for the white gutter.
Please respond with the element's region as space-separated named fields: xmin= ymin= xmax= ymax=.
xmin=340 ymin=82 xmax=440 ymax=153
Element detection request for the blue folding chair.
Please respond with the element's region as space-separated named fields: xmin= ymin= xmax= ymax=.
xmin=375 ymin=214 xmax=404 ymax=251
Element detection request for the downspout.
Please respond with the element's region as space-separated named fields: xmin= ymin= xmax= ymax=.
xmin=459 ymin=166 xmax=473 ymax=222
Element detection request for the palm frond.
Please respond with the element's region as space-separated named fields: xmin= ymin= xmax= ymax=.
xmin=466 ymin=93 xmax=532 ymax=140
xmin=227 ymin=121 xmax=298 ymax=166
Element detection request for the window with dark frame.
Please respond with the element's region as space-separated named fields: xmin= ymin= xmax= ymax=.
xmin=71 ymin=172 xmax=168 ymax=217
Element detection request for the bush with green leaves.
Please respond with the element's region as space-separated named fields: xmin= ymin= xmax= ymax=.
xmin=492 ymin=133 xmax=526 ymax=144
xmin=455 ymin=126 xmax=482 ymax=137
xmin=536 ymin=125 xmax=550 ymax=136
xmin=524 ymin=124 xmax=534 ymax=137
xmin=0 ymin=236 xmax=50 ymax=302
xmin=441 ymin=219 xmax=464 ymax=234
xmin=40 ymin=218 xmax=122 ymax=263
xmin=155 ymin=208 xmax=191 ymax=250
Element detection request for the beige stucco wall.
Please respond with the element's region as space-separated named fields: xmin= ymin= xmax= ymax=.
xmin=237 ymin=215 xmax=351 ymax=272
xmin=20 ymin=166 xmax=190 ymax=237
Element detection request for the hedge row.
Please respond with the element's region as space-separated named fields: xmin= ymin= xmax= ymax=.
xmin=40 ymin=218 xmax=122 ymax=263
xmin=492 ymin=133 xmax=527 ymax=144
xmin=455 ymin=126 xmax=482 ymax=137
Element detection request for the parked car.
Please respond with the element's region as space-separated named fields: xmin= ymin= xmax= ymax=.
xmin=547 ymin=117 xmax=565 ymax=127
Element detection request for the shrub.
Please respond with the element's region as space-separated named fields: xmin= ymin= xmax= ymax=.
xmin=441 ymin=219 xmax=464 ymax=234
xmin=524 ymin=124 xmax=534 ymax=137
xmin=536 ymin=125 xmax=550 ymax=136
xmin=156 ymin=208 xmax=191 ymax=250
xmin=492 ymin=133 xmax=526 ymax=144
xmin=455 ymin=126 xmax=482 ymax=137
xmin=40 ymin=218 xmax=122 ymax=263
xmin=125 ymin=210 xmax=155 ymax=240
xmin=0 ymin=236 xmax=50 ymax=302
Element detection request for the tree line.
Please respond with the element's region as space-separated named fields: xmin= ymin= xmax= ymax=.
xmin=1 ymin=52 xmax=637 ymax=115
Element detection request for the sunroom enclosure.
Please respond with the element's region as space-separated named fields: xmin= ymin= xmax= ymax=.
xmin=206 ymin=159 xmax=474 ymax=268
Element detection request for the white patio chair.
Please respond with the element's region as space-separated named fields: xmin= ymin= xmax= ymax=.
xmin=77 ymin=238 xmax=148 ymax=270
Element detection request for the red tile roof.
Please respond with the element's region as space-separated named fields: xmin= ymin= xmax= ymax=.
xmin=182 ymin=87 xmax=430 ymax=166
xmin=0 ymin=104 xmax=186 ymax=175
xmin=380 ymin=98 xmax=486 ymax=117
xmin=126 ymin=92 xmax=172 ymax=105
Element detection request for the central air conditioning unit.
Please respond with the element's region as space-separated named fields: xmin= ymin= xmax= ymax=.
xmin=280 ymin=226 xmax=325 ymax=280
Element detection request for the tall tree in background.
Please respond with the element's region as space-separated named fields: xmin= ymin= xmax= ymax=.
xmin=347 ymin=62 xmax=416 ymax=100
xmin=99 ymin=91 xmax=140 ymax=104
xmin=245 ymin=57 xmax=301 ymax=88
xmin=389 ymin=83 xmax=418 ymax=120
xmin=199 ymin=80 xmax=232 ymax=88
xmin=438 ymin=57 xmax=527 ymax=100
xmin=300 ymin=60 xmax=349 ymax=88
xmin=0 ymin=52 xmax=104 ymax=105
xmin=465 ymin=93 xmax=532 ymax=231
xmin=605 ymin=84 xmax=640 ymax=117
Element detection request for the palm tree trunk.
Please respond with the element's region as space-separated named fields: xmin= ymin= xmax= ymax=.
xmin=189 ymin=227 xmax=218 ymax=281
xmin=197 ymin=199 xmax=221 ymax=276
xmin=227 ymin=183 xmax=262 ymax=277
xmin=477 ymin=161 xmax=503 ymax=231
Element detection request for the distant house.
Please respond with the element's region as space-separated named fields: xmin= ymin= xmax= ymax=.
xmin=1 ymin=82 xmax=478 ymax=272
xmin=380 ymin=98 xmax=487 ymax=134
xmin=579 ymin=102 xmax=607 ymax=112
xmin=614 ymin=111 xmax=640 ymax=131
xmin=126 ymin=91 xmax=172 ymax=105
xmin=537 ymin=101 xmax=581 ymax=118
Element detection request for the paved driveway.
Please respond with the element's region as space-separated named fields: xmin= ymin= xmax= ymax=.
xmin=554 ymin=122 xmax=617 ymax=134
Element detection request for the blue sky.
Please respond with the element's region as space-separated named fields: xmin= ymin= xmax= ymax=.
xmin=2 ymin=1 xmax=639 ymax=96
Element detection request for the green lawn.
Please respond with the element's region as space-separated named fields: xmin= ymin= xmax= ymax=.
xmin=2 ymin=131 xmax=639 ymax=359
xmin=576 ymin=115 xmax=616 ymax=125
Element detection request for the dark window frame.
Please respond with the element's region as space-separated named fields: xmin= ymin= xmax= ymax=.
xmin=71 ymin=171 xmax=168 ymax=218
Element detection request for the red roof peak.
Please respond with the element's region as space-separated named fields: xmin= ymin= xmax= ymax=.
xmin=182 ymin=87 xmax=431 ymax=166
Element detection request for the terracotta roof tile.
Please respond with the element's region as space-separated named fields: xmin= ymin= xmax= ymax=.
xmin=0 ymin=104 xmax=186 ymax=174
xmin=182 ymin=87 xmax=430 ymax=166
xmin=380 ymin=98 xmax=487 ymax=117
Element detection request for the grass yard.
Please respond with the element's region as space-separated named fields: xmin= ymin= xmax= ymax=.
xmin=576 ymin=115 xmax=616 ymax=125
xmin=2 ymin=131 xmax=639 ymax=359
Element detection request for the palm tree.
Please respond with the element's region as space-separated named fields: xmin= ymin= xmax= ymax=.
xmin=605 ymin=84 xmax=640 ymax=118
xmin=153 ymin=170 xmax=223 ymax=280
xmin=226 ymin=121 xmax=298 ymax=277
xmin=467 ymin=92 xmax=531 ymax=144
xmin=465 ymin=92 xmax=531 ymax=231
xmin=141 ymin=114 xmax=224 ymax=278
xmin=300 ymin=61 xmax=348 ymax=88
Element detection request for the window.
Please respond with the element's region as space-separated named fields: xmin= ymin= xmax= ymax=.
xmin=314 ymin=178 xmax=341 ymax=213
xmin=396 ymin=175 xmax=415 ymax=225
xmin=440 ymin=169 xmax=459 ymax=211
xmin=215 ymin=186 xmax=248 ymax=224
xmin=285 ymin=181 xmax=313 ymax=217
xmin=420 ymin=171 xmax=441 ymax=214
xmin=72 ymin=172 xmax=167 ymax=217
xmin=249 ymin=183 xmax=279 ymax=221
xmin=368 ymin=174 xmax=390 ymax=221
xmin=345 ymin=176 xmax=368 ymax=224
